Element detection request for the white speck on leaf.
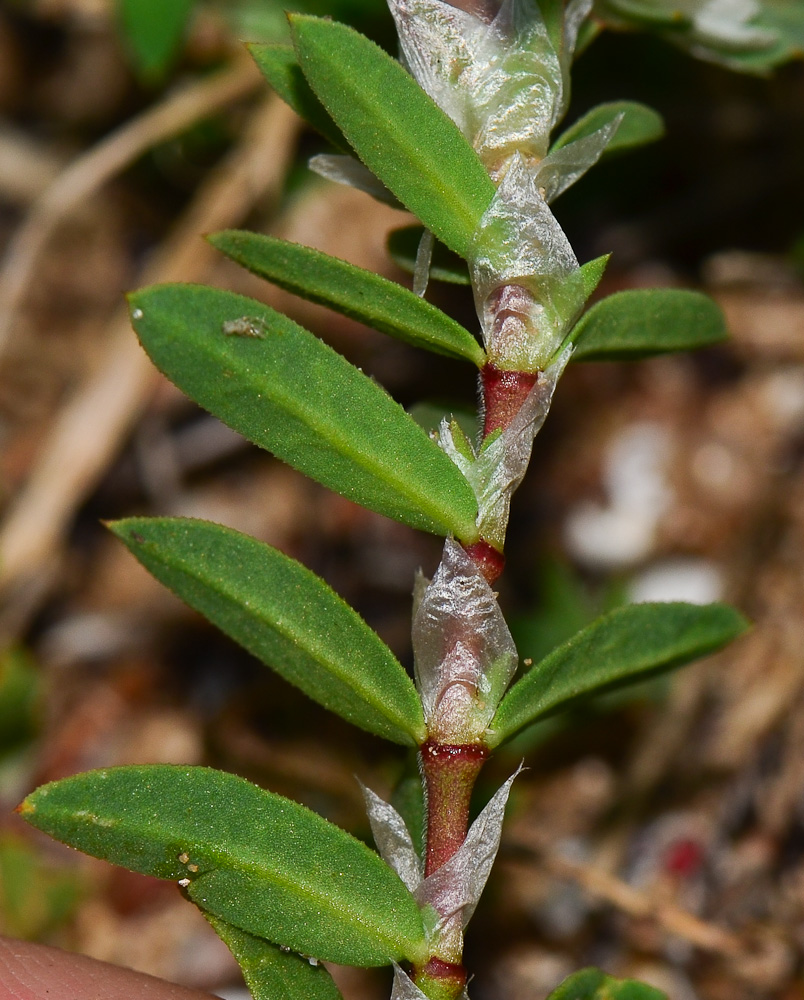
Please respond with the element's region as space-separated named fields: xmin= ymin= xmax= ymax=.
xmin=222 ymin=316 xmax=267 ymax=338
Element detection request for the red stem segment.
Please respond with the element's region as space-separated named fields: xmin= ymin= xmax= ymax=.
xmin=481 ymin=362 xmax=538 ymax=437
xmin=421 ymin=741 xmax=488 ymax=877
xmin=462 ymin=362 xmax=537 ymax=581
xmin=414 ymin=350 xmax=537 ymax=997
xmin=414 ymin=742 xmax=488 ymax=999
xmin=463 ymin=540 xmax=505 ymax=585
xmin=414 ymin=960 xmax=468 ymax=1000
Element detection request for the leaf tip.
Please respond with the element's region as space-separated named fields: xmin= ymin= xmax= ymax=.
xmin=725 ymin=606 xmax=752 ymax=639
xmin=127 ymin=292 xmax=146 ymax=327
xmin=106 ymin=518 xmax=147 ymax=548
xmin=286 ymin=10 xmax=316 ymax=35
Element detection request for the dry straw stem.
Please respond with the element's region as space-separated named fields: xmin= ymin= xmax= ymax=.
xmin=0 ymin=52 xmax=260 ymax=357
xmin=511 ymin=838 xmax=798 ymax=988
xmin=0 ymin=124 xmax=64 ymax=205
xmin=0 ymin=88 xmax=301 ymax=617
xmin=503 ymin=838 xmax=743 ymax=956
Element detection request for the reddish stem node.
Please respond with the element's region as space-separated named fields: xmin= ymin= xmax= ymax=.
xmin=412 ymin=958 xmax=468 ymax=1000
xmin=422 ymin=958 xmax=466 ymax=981
xmin=463 ymin=540 xmax=505 ymax=585
xmin=481 ymin=362 xmax=538 ymax=437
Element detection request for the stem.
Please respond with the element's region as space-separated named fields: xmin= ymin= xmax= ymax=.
xmin=481 ymin=278 xmax=542 ymax=437
xmin=464 ymin=358 xmax=539 ymax=578
xmin=463 ymin=540 xmax=505 ymax=585
xmin=414 ymin=960 xmax=468 ymax=1000
xmin=480 ymin=362 xmax=538 ymax=437
xmin=446 ymin=0 xmax=498 ymax=19
xmin=421 ymin=741 xmax=488 ymax=877
xmin=414 ymin=284 xmax=540 ymax=997
xmin=413 ymin=741 xmax=488 ymax=1000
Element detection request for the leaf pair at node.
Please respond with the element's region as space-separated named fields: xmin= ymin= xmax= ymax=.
xmin=110 ymin=516 xmax=748 ymax=750
xmin=124 ymin=14 xmax=728 ymax=548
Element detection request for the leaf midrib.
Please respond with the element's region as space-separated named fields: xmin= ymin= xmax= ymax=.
xmin=495 ymin=611 xmax=736 ymax=738
xmin=153 ymin=540 xmax=422 ymax=740
xmin=246 ymin=246 xmax=481 ymax=361
xmin=55 ymin=801 xmax=421 ymax=959
xmin=295 ymin=19 xmax=490 ymax=254
xmin=197 ymin=840 xmax=417 ymax=958
xmin=212 ymin=332 xmax=476 ymax=537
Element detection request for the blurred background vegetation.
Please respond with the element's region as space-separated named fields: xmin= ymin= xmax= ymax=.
xmin=0 ymin=1 xmax=803 ymax=998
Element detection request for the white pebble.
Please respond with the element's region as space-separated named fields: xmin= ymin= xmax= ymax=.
xmin=629 ymin=558 xmax=724 ymax=605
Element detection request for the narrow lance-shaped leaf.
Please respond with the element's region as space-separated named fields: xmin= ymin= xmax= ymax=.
xmin=550 ymin=100 xmax=665 ymax=156
xmin=19 ymin=766 xmax=430 ymax=967
xmin=129 ymin=285 xmax=480 ymax=542
xmin=208 ymin=230 xmax=485 ymax=366
xmin=110 ymin=517 xmax=426 ymax=746
xmin=568 ymin=288 xmax=728 ymax=362
xmin=247 ymin=43 xmax=349 ymax=152
xmin=547 ymin=967 xmax=667 ymax=1000
xmin=206 ymin=916 xmax=345 ymax=1000
xmin=289 ymin=15 xmax=496 ymax=260
xmin=488 ymin=602 xmax=749 ymax=747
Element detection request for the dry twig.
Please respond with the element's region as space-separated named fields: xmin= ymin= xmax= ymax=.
xmin=0 ymin=90 xmax=301 ymax=624
xmin=503 ymin=832 xmax=750 ymax=960
xmin=0 ymin=52 xmax=261 ymax=356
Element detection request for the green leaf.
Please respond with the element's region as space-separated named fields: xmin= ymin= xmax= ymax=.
xmin=569 ymin=289 xmax=728 ymax=362
xmin=129 ymin=285 xmax=479 ymax=542
xmin=110 ymin=517 xmax=426 ymax=746
xmin=117 ymin=0 xmax=195 ymax=82
xmin=579 ymin=254 xmax=611 ymax=299
xmin=387 ymin=226 xmax=471 ymax=286
xmin=207 ymin=916 xmax=344 ymax=1000
xmin=595 ymin=0 xmax=801 ymax=74
xmin=289 ymin=15 xmax=496 ymax=260
xmin=208 ymin=230 xmax=485 ymax=366
xmin=19 ymin=766 xmax=430 ymax=967
xmin=248 ymin=44 xmax=349 ymax=151
xmin=488 ymin=602 xmax=748 ymax=747
xmin=536 ymin=0 xmax=567 ymax=53
xmin=598 ymin=0 xmax=683 ymax=26
xmin=756 ymin=1 xmax=804 ymax=66
xmin=547 ymin=968 xmax=667 ymax=1000
xmin=551 ymin=101 xmax=664 ymax=156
